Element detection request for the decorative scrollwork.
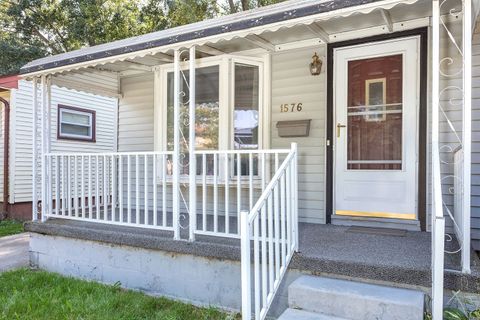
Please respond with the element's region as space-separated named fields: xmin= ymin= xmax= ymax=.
xmin=440 ymin=0 xmax=463 ymax=57
xmin=437 ymin=0 xmax=466 ymax=256
xmin=173 ymin=50 xmax=196 ymax=230
xmin=439 ymin=85 xmax=464 ymax=107
xmin=439 ymin=57 xmax=463 ymax=78
xmin=441 ymin=174 xmax=463 ymax=194
xmin=439 ymin=145 xmax=456 ymax=165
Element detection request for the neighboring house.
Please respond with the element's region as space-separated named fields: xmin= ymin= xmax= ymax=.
xmin=0 ymin=75 xmax=118 ymax=220
xmin=19 ymin=0 xmax=480 ymax=319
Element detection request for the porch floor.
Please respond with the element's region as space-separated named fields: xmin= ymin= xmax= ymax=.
xmin=25 ymin=218 xmax=480 ymax=293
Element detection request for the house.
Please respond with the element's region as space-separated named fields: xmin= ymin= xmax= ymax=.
xmin=20 ymin=0 xmax=480 ymax=319
xmin=0 ymin=74 xmax=118 ymax=220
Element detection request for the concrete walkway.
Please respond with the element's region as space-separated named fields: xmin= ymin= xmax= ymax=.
xmin=0 ymin=233 xmax=29 ymax=272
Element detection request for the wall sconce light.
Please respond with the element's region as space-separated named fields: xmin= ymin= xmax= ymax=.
xmin=310 ymin=52 xmax=322 ymax=76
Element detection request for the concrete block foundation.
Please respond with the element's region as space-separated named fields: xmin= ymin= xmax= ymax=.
xmin=29 ymin=233 xmax=249 ymax=311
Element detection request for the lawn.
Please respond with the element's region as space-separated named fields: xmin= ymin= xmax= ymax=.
xmin=0 ymin=269 xmax=238 ymax=320
xmin=0 ymin=220 xmax=23 ymax=238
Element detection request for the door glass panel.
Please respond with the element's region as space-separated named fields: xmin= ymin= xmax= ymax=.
xmin=234 ymin=63 xmax=259 ymax=150
xmin=234 ymin=63 xmax=260 ymax=176
xmin=347 ymin=54 xmax=403 ymax=170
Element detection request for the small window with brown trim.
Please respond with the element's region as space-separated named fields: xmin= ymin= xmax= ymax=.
xmin=57 ymin=105 xmax=96 ymax=142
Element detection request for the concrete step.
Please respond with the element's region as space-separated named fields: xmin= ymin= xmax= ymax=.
xmin=288 ymin=276 xmax=424 ymax=320
xmin=278 ymin=309 xmax=348 ymax=320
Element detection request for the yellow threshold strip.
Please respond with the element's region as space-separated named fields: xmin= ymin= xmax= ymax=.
xmin=336 ymin=210 xmax=416 ymax=220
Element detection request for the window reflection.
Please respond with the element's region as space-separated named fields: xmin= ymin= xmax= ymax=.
xmin=234 ymin=63 xmax=259 ymax=150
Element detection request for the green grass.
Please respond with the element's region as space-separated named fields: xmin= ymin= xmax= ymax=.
xmin=0 ymin=220 xmax=23 ymax=238
xmin=0 ymin=269 xmax=238 ymax=320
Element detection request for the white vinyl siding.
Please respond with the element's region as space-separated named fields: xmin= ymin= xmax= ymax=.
xmin=118 ymin=74 xmax=155 ymax=151
xmin=10 ymin=80 xmax=118 ymax=203
xmin=471 ymin=25 xmax=480 ymax=250
xmin=271 ymin=47 xmax=326 ymax=224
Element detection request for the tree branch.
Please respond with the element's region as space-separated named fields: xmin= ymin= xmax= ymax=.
xmin=241 ymin=0 xmax=249 ymax=11
xmin=30 ymin=28 xmax=62 ymax=54
xmin=228 ymin=0 xmax=237 ymax=13
xmin=21 ymin=6 xmax=69 ymax=52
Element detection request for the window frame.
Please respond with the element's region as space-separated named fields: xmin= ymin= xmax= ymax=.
xmin=157 ymin=54 xmax=265 ymax=153
xmin=230 ymin=58 xmax=264 ymax=151
xmin=57 ymin=104 xmax=96 ymax=142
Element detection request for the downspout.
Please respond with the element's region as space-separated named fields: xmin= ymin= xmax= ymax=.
xmin=0 ymin=97 xmax=10 ymax=218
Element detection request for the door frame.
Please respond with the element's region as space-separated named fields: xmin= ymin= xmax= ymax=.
xmin=326 ymin=28 xmax=428 ymax=230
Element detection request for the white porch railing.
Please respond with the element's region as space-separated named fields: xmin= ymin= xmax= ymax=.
xmin=240 ymin=143 xmax=298 ymax=320
xmin=44 ymin=147 xmax=295 ymax=240
xmin=44 ymin=151 xmax=176 ymax=231
xmin=192 ymin=148 xmax=292 ymax=239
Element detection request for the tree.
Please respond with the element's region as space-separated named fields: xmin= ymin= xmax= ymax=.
xmin=2 ymin=0 xmax=159 ymax=53
xmin=0 ymin=34 xmax=46 ymax=76
xmin=1 ymin=0 xmax=156 ymax=75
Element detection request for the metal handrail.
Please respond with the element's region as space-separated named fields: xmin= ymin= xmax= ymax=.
xmin=241 ymin=143 xmax=298 ymax=320
xmin=248 ymin=150 xmax=295 ymax=225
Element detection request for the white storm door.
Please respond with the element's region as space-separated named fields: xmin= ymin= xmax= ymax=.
xmin=334 ymin=37 xmax=419 ymax=220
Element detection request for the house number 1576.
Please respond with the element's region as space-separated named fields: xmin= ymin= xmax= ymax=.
xmin=280 ymin=103 xmax=303 ymax=113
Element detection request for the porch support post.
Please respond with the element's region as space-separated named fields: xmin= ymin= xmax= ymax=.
xmin=43 ymin=76 xmax=52 ymax=222
xmin=32 ymin=77 xmax=39 ymax=221
xmin=173 ymin=49 xmax=181 ymax=240
xmin=40 ymin=75 xmax=48 ymax=222
xmin=431 ymin=1 xmax=445 ymax=319
xmin=461 ymin=0 xmax=472 ymax=274
xmin=189 ymin=46 xmax=197 ymax=241
xmin=240 ymin=210 xmax=251 ymax=320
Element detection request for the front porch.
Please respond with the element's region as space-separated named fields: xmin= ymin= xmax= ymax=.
xmin=25 ymin=219 xmax=480 ymax=294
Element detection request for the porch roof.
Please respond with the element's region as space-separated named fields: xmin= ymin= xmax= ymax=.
xmin=20 ymin=0 xmax=426 ymax=76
